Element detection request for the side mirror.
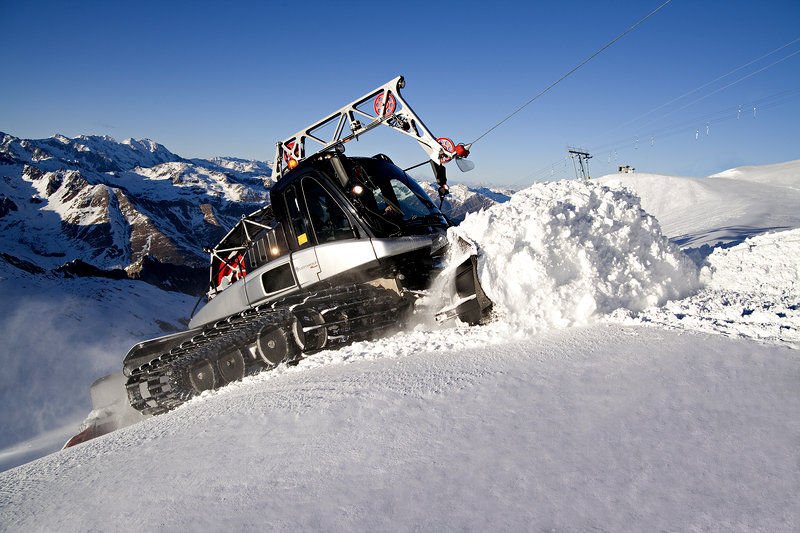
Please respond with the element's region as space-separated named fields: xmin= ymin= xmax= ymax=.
xmin=456 ymin=158 xmax=475 ymax=172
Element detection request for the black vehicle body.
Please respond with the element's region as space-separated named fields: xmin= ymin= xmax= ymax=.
xmin=121 ymin=152 xmax=489 ymax=385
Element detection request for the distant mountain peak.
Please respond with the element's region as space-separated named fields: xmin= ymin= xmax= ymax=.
xmin=77 ymin=134 xmax=116 ymax=143
xmin=122 ymin=137 xmax=161 ymax=151
xmin=0 ymin=130 xmax=274 ymax=294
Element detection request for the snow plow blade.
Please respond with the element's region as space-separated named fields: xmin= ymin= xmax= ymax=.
xmin=435 ymin=234 xmax=493 ymax=324
xmin=452 ymin=255 xmax=493 ymax=324
xmin=63 ymin=372 xmax=146 ymax=449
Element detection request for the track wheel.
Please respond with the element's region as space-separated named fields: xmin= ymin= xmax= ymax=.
xmin=188 ymin=359 xmax=217 ymax=393
xmin=292 ymin=309 xmax=327 ymax=352
xmin=256 ymin=326 xmax=292 ymax=367
xmin=217 ymin=347 xmax=245 ymax=383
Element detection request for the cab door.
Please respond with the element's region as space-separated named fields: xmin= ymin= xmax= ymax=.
xmin=300 ymin=176 xmax=378 ymax=282
xmin=283 ymin=175 xmax=378 ymax=288
xmin=283 ymin=182 xmax=321 ymax=288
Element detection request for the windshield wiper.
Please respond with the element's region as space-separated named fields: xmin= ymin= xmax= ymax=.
xmin=354 ymin=202 xmax=404 ymax=236
xmin=406 ymin=213 xmax=446 ymax=225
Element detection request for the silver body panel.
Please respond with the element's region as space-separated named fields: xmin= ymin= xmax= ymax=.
xmin=371 ymin=235 xmax=440 ymax=259
xmin=314 ymin=239 xmax=379 ymax=283
xmin=189 ymin=276 xmax=250 ymax=329
xmin=188 ymin=235 xmax=434 ymax=330
xmin=291 ymin=247 xmax=321 ymax=287
xmin=245 ymin=255 xmax=296 ymax=304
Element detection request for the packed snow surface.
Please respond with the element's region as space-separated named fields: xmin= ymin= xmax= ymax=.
xmin=710 ymin=158 xmax=800 ymax=188
xmin=627 ymin=228 xmax=800 ymax=347
xmin=1 ymin=326 xmax=797 ymax=531
xmin=454 ymin=180 xmax=700 ymax=333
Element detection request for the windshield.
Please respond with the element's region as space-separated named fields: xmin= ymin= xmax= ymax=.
xmin=345 ymin=158 xmax=446 ymax=235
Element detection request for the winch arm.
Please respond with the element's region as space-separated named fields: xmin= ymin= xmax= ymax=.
xmin=273 ymin=76 xmax=469 ymax=186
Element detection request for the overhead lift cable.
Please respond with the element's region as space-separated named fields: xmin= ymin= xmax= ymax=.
xmin=508 ymin=87 xmax=800 ymax=186
xmin=621 ymin=48 xmax=800 ymax=135
xmin=588 ymin=88 xmax=800 ymax=155
xmin=513 ymin=41 xmax=800 ymax=186
xmin=592 ymin=35 xmax=800 ymax=141
xmin=505 ymin=37 xmax=800 ymax=188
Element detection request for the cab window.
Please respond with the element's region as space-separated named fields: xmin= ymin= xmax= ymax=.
xmin=247 ymin=223 xmax=289 ymax=270
xmin=302 ymin=178 xmax=355 ymax=243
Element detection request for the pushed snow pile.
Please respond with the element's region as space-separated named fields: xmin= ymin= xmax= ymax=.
xmin=451 ymin=180 xmax=700 ymax=333
xmin=631 ymin=228 xmax=800 ymax=348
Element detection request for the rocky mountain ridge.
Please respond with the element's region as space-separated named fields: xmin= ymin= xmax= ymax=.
xmin=0 ymin=132 xmax=273 ymax=294
xmin=0 ymin=132 xmax=511 ymax=295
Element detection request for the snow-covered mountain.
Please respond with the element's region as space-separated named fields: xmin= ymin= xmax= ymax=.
xmin=0 ymin=133 xmax=182 ymax=173
xmin=0 ymin=132 xmax=507 ymax=295
xmin=0 ymin=132 xmax=272 ymax=293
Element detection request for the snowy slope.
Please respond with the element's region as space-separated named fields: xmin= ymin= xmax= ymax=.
xmin=0 ymin=326 xmax=797 ymax=531
xmin=1 ymin=159 xmax=799 ymax=529
xmin=597 ymin=160 xmax=800 ymax=252
xmin=710 ymin=158 xmax=800 ymax=188
xmin=0 ymin=258 xmax=195 ymax=465
xmin=619 ymin=228 xmax=800 ymax=348
xmin=594 ymin=163 xmax=800 ymax=346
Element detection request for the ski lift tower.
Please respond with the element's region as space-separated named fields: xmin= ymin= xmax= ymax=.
xmin=567 ymin=147 xmax=592 ymax=181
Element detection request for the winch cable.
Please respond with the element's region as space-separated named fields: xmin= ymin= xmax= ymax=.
xmin=403 ymin=1 xmax=673 ymax=184
xmin=468 ymin=0 xmax=674 ymax=147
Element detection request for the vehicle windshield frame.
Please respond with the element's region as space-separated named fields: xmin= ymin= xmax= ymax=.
xmin=346 ymin=159 xmax=445 ymax=228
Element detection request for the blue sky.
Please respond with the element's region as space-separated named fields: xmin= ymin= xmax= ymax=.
xmin=1 ymin=0 xmax=798 ymax=186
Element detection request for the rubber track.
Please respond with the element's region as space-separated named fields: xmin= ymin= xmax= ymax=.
xmin=126 ymin=284 xmax=407 ymax=416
